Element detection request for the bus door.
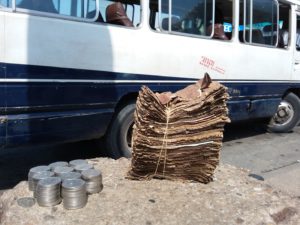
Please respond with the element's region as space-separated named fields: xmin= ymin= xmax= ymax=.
xmin=294 ymin=12 xmax=300 ymax=79
xmin=0 ymin=8 xmax=6 ymax=147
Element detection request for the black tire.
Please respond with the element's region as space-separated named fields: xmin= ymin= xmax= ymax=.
xmin=105 ymin=102 xmax=135 ymax=159
xmin=268 ymin=92 xmax=300 ymax=133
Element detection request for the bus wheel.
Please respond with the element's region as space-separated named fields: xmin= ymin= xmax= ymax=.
xmin=106 ymin=102 xmax=135 ymax=159
xmin=268 ymin=92 xmax=300 ymax=133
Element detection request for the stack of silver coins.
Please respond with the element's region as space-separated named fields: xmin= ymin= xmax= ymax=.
xmin=74 ymin=163 xmax=94 ymax=173
xmin=82 ymin=169 xmax=103 ymax=194
xmin=36 ymin=177 xmax=62 ymax=207
xmin=49 ymin=161 xmax=69 ymax=171
xmin=61 ymin=179 xmax=87 ymax=210
xmin=59 ymin=172 xmax=82 ymax=182
xmin=28 ymin=166 xmax=51 ymax=191
xmin=53 ymin=166 xmax=74 ymax=176
xmin=32 ymin=171 xmax=55 ymax=197
xmin=28 ymin=160 xmax=102 ymax=210
xmin=69 ymin=159 xmax=88 ymax=168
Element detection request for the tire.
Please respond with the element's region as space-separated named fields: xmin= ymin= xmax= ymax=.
xmin=105 ymin=102 xmax=135 ymax=159
xmin=268 ymin=92 xmax=300 ymax=133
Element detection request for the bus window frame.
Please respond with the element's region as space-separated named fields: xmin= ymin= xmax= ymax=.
xmin=242 ymin=0 xmax=280 ymax=48
xmin=157 ymin=0 xmax=216 ymax=40
xmin=12 ymin=0 xmax=100 ymax=23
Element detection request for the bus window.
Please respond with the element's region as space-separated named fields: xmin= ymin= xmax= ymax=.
xmin=158 ymin=0 xmax=214 ymax=36
xmin=296 ymin=15 xmax=300 ymax=50
xmin=278 ymin=2 xmax=290 ymax=49
xmin=17 ymin=0 xmax=58 ymax=14
xmin=16 ymin=0 xmax=98 ymax=20
xmin=150 ymin=0 xmax=232 ymax=40
xmin=240 ymin=0 xmax=279 ymax=46
xmin=0 ymin=0 xmax=11 ymax=7
xmin=215 ymin=0 xmax=233 ymax=40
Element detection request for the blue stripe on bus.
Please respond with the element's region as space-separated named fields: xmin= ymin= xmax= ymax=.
xmin=1 ymin=62 xmax=298 ymax=147
xmin=0 ymin=62 xmax=297 ymax=101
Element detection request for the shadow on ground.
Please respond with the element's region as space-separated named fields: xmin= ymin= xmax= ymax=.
xmin=0 ymin=139 xmax=107 ymax=191
xmin=223 ymin=120 xmax=268 ymax=142
xmin=0 ymin=120 xmax=270 ymax=191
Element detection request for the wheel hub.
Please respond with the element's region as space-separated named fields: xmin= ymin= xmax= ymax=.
xmin=272 ymin=101 xmax=294 ymax=126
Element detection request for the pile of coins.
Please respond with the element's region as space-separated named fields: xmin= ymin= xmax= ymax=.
xmin=27 ymin=159 xmax=103 ymax=210
xmin=32 ymin=171 xmax=55 ymax=198
xmin=82 ymin=169 xmax=103 ymax=194
xmin=28 ymin=166 xmax=51 ymax=191
xmin=62 ymin=179 xmax=87 ymax=209
xmin=36 ymin=177 xmax=62 ymax=207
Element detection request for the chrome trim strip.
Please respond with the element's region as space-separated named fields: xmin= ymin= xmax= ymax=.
xmin=1 ymin=78 xmax=300 ymax=84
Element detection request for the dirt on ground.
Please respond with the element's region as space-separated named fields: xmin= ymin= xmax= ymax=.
xmin=0 ymin=158 xmax=299 ymax=225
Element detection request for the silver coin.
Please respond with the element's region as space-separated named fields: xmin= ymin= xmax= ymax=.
xmin=29 ymin=165 xmax=51 ymax=174
xmin=49 ymin=161 xmax=68 ymax=170
xmin=17 ymin=197 xmax=35 ymax=208
xmin=28 ymin=166 xmax=51 ymax=191
xmin=53 ymin=166 xmax=74 ymax=176
xmin=81 ymin=169 xmax=101 ymax=180
xmin=74 ymin=163 xmax=93 ymax=173
xmin=38 ymin=177 xmax=62 ymax=187
xmin=69 ymin=159 xmax=88 ymax=168
xmin=59 ymin=172 xmax=82 ymax=181
xmin=62 ymin=179 xmax=85 ymax=190
xmin=32 ymin=171 xmax=54 ymax=181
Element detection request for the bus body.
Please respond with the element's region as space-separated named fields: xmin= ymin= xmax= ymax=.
xmin=0 ymin=0 xmax=300 ymax=157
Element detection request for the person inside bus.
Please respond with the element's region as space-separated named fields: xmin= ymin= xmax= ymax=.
xmin=207 ymin=6 xmax=229 ymax=40
xmin=18 ymin=0 xmax=58 ymax=14
xmin=106 ymin=2 xmax=134 ymax=27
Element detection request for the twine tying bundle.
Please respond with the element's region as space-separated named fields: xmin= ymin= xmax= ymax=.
xmin=127 ymin=73 xmax=230 ymax=183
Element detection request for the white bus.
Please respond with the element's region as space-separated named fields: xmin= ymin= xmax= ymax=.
xmin=0 ymin=0 xmax=299 ymax=158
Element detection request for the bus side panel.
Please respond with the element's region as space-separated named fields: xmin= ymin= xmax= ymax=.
xmin=4 ymin=109 xmax=113 ymax=147
xmin=0 ymin=12 xmax=6 ymax=147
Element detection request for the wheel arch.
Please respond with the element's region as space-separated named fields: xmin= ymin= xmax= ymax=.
xmin=105 ymin=92 xmax=138 ymax=134
xmin=283 ymin=88 xmax=300 ymax=99
xmin=114 ymin=92 xmax=139 ymax=113
xmin=105 ymin=92 xmax=138 ymax=158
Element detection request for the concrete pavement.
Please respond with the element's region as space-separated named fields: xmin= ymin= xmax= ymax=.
xmin=0 ymin=122 xmax=299 ymax=197
xmin=221 ymin=124 xmax=300 ymax=197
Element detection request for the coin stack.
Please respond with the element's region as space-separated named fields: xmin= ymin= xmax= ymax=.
xmin=61 ymin=179 xmax=87 ymax=210
xmin=53 ymin=166 xmax=74 ymax=176
xmin=74 ymin=163 xmax=94 ymax=173
xmin=59 ymin=172 xmax=82 ymax=182
xmin=49 ymin=161 xmax=69 ymax=171
xmin=32 ymin=171 xmax=55 ymax=197
xmin=36 ymin=177 xmax=62 ymax=207
xmin=82 ymin=169 xmax=103 ymax=194
xmin=28 ymin=166 xmax=51 ymax=191
xmin=28 ymin=159 xmax=103 ymax=210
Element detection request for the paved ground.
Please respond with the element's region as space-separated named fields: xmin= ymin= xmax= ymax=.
xmin=2 ymin=159 xmax=299 ymax=225
xmin=0 ymin=121 xmax=299 ymax=196
xmin=221 ymin=123 xmax=300 ymax=197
